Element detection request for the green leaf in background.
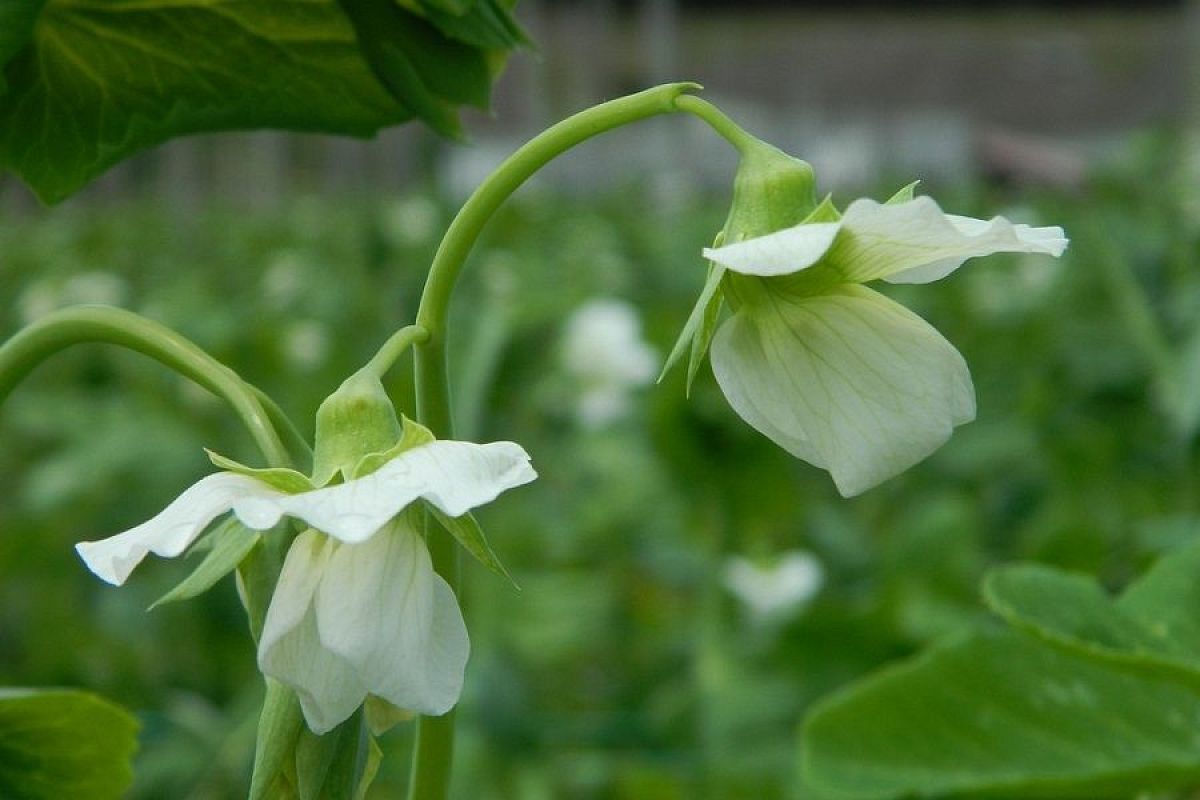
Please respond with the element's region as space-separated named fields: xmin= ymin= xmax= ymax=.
xmin=149 ymin=518 xmax=261 ymax=610
xmin=802 ymin=629 xmax=1200 ymax=799
xmin=0 ymin=0 xmax=415 ymax=203
xmin=802 ymin=540 xmax=1200 ymax=799
xmin=984 ymin=558 xmax=1200 ymax=676
xmin=337 ymin=0 xmax=494 ymax=137
xmin=0 ymin=689 xmax=138 ymax=800
xmin=0 ymin=0 xmax=44 ymax=94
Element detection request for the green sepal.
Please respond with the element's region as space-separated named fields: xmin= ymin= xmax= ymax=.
xmin=428 ymin=503 xmax=517 ymax=588
xmin=801 ymin=193 xmax=841 ymax=223
xmin=351 ymin=414 xmax=435 ymax=479
xmin=660 ymin=232 xmax=726 ymax=391
xmin=364 ymin=695 xmax=415 ymax=735
xmin=295 ymin=710 xmax=368 ymax=800
xmin=249 ymin=680 xmax=306 ymax=800
xmin=149 ymin=518 xmax=260 ymax=610
xmin=885 ymin=180 xmax=921 ymax=205
xmin=0 ymin=688 xmax=139 ymax=800
xmin=721 ymin=140 xmax=818 ymax=243
xmin=206 ymin=450 xmax=313 ymax=494
xmin=312 ymin=371 xmax=403 ymax=487
xmin=353 ymin=735 xmax=384 ymax=800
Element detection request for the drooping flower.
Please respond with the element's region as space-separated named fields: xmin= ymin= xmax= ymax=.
xmin=703 ymin=194 xmax=1066 ymax=497
xmin=667 ymin=153 xmax=1067 ymax=497
xmin=75 ymin=429 xmax=535 ymax=734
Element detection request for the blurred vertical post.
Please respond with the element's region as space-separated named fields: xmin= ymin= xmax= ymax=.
xmin=1185 ymin=0 xmax=1200 ymax=230
xmin=638 ymin=0 xmax=685 ymax=208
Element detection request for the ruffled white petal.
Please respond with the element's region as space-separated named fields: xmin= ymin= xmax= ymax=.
xmin=704 ymin=197 xmax=1066 ymax=284
xmin=258 ymin=530 xmax=367 ymax=734
xmin=314 ymin=519 xmax=468 ymax=716
xmin=75 ymin=472 xmax=286 ymax=586
xmin=704 ymin=222 xmax=840 ymax=276
xmin=836 ymin=197 xmax=1067 ymax=284
xmin=233 ymin=440 xmax=536 ymax=544
xmin=711 ymin=284 xmax=975 ymax=497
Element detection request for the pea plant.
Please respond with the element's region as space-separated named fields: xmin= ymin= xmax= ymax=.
xmin=5 ymin=4 xmax=1199 ymax=800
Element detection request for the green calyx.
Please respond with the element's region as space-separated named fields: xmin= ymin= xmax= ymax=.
xmin=311 ymin=370 xmax=404 ymax=486
xmin=722 ymin=139 xmax=818 ymax=244
xmin=662 ymin=136 xmax=819 ymax=390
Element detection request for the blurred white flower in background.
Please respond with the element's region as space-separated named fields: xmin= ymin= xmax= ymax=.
xmin=380 ymin=194 xmax=441 ymax=248
xmin=283 ymin=320 xmax=331 ymax=371
xmin=723 ymin=550 xmax=824 ymax=621
xmin=18 ymin=271 xmax=129 ymax=325
xmin=262 ymin=250 xmax=312 ymax=310
xmin=560 ymin=299 xmax=658 ymax=427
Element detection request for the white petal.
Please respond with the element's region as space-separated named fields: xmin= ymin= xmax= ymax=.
xmin=835 ymin=197 xmax=1067 ymax=284
xmin=234 ymin=440 xmax=536 ymax=544
xmin=75 ymin=472 xmax=284 ymax=586
xmin=704 ymin=222 xmax=840 ymax=276
xmin=711 ymin=284 xmax=975 ymax=497
xmin=314 ymin=520 xmax=468 ymax=715
xmin=258 ymin=530 xmax=366 ymax=734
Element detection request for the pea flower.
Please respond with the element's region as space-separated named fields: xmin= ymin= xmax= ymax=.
xmin=74 ymin=430 xmax=536 ymax=734
xmin=703 ymin=193 xmax=1067 ymax=496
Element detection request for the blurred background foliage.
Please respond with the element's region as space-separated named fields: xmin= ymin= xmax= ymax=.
xmin=2 ymin=0 xmax=1200 ymax=797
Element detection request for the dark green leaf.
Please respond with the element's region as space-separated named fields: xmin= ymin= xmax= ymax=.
xmin=0 ymin=689 xmax=138 ymax=800
xmin=802 ymin=629 xmax=1200 ymax=799
xmin=338 ymin=0 xmax=493 ymax=137
xmin=150 ymin=518 xmax=260 ymax=609
xmin=414 ymin=0 xmax=530 ymax=49
xmin=0 ymin=0 xmax=44 ymax=92
xmin=0 ymin=0 xmax=412 ymax=203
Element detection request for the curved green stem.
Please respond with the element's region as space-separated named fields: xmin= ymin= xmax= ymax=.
xmin=0 ymin=305 xmax=301 ymax=468
xmin=408 ymin=81 xmax=709 ymax=800
xmin=672 ymin=94 xmax=755 ymax=152
xmin=363 ymin=324 xmax=430 ymax=380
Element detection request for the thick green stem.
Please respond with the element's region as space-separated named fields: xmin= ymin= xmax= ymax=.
xmin=407 ymin=81 xmax=706 ymax=800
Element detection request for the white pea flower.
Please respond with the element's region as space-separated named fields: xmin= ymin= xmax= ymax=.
xmin=561 ymin=299 xmax=658 ymax=427
xmin=699 ymin=193 xmax=1067 ymax=497
xmin=75 ymin=436 xmax=536 ymax=734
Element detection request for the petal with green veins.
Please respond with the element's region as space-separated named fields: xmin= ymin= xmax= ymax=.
xmin=710 ymin=284 xmax=975 ymax=497
xmin=315 ymin=518 xmax=468 ymax=716
xmin=258 ymin=530 xmax=366 ymax=735
xmin=831 ymin=197 xmax=1067 ymax=284
xmin=75 ymin=472 xmax=285 ymax=586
